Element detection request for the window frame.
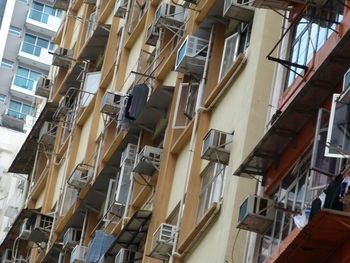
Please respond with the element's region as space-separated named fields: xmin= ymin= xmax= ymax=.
xmin=13 ymin=66 xmax=41 ymax=91
xmin=7 ymin=99 xmax=35 ymax=119
xmin=218 ymin=32 xmax=240 ymax=81
xmin=9 ymin=26 xmax=22 ymax=36
xmin=1 ymin=59 xmax=14 ymax=69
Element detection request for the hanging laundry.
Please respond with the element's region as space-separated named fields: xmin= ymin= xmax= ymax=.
xmin=294 ymin=208 xmax=310 ymax=229
xmin=125 ymin=83 xmax=149 ymax=120
xmin=324 ymin=174 xmax=343 ymax=211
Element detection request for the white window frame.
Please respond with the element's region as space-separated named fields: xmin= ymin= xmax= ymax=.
xmin=325 ymin=93 xmax=350 ymax=158
xmin=218 ymin=32 xmax=240 ymax=81
xmin=103 ymin=179 xmax=117 ymax=221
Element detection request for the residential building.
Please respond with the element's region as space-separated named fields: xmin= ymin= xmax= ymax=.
xmin=0 ymin=0 xmax=61 ymax=248
xmin=234 ymin=1 xmax=350 ymax=263
xmin=0 ymin=0 xmax=287 ymax=263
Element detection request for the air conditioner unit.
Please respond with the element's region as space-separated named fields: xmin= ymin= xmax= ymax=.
xmin=70 ymin=245 xmax=88 ymax=263
xmin=35 ymin=76 xmax=51 ymax=98
xmin=339 ymin=68 xmax=350 ymax=103
xmin=149 ymin=223 xmax=176 ymax=260
xmin=154 ymin=3 xmax=185 ymax=29
xmin=145 ymin=23 xmax=159 ymax=46
xmin=121 ymin=143 xmax=137 ymax=165
xmin=1 ymin=113 xmax=25 ymax=132
xmin=28 ymin=213 xmax=54 ymax=243
xmin=252 ymin=0 xmax=290 ymax=10
xmin=100 ymin=90 xmax=125 ymax=115
xmin=114 ymin=0 xmax=127 ymax=18
xmin=115 ymin=248 xmax=142 ymax=263
xmin=105 ymin=202 xmax=125 ymax=221
xmin=53 ymin=0 xmax=69 ymax=10
xmin=175 ymin=35 xmax=208 ymax=75
xmin=1 ymin=249 xmax=12 ymax=263
xmin=83 ymin=0 xmax=96 ymax=4
xmin=223 ymin=0 xmax=254 ymax=22
xmin=54 ymin=96 xmax=70 ymax=119
xmin=237 ymin=195 xmax=275 ymax=234
xmin=63 ymin=228 xmax=82 ymax=250
xmin=201 ymin=129 xmax=233 ymax=165
xmin=19 ymin=218 xmax=32 ymax=240
xmin=133 ymin=146 xmax=163 ymax=175
xmin=67 ymin=164 xmax=93 ymax=189
xmin=38 ymin=121 xmax=57 ymax=149
xmin=52 ymin=47 xmax=74 ymax=68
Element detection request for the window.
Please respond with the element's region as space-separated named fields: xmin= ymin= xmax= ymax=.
xmin=219 ymin=33 xmax=240 ymax=80
xmin=9 ymin=26 xmax=22 ymax=36
xmin=197 ymin=163 xmax=226 ymax=221
xmin=28 ymin=1 xmax=61 ymax=24
xmin=7 ymin=100 xmax=35 ymax=119
xmin=17 ymin=0 xmax=28 ymax=3
xmin=325 ymin=93 xmax=350 ymax=158
xmin=21 ymin=33 xmax=53 ymax=57
xmin=257 ymin=153 xmax=331 ymax=262
xmin=13 ymin=66 xmax=41 ymax=90
xmin=1 ymin=59 xmax=14 ymax=69
xmin=0 ymin=94 xmax=5 ymax=103
xmin=286 ymin=3 xmax=344 ymax=88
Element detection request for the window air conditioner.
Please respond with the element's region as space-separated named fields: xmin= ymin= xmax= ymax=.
xmin=154 ymin=3 xmax=185 ymax=29
xmin=83 ymin=0 xmax=96 ymax=4
xmin=133 ymin=146 xmax=163 ymax=175
xmin=68 ymin=164 xmax=93 ymax=189
xmin=145 ymin=23 xmax=159 ymax=46
xmin=175 ymin=35 xmax=208 ymax=75
xmin=237 ymin=195 xmax=275 ymax=233
xmin=19 ymin=218 xmax=32 ymax=240
xmin=52 ymin=47 xmax=74 ymax=68
xmin=223 ymin=0 xmax=254 ymax=22
xmin=339 ymin=68 xmax=350 ymax=103
xmin=53 ymin=0 xmax=69 ymax=11
xmin=35 ymin=76 xmax=51 ymax=98
xmin=100 ymin=90 xmax=125 ymax=115
xmin=38 ymin=121 xmax=57 ymax=149
xmin=70 ymin=245 xmax=88 ymax=263
xmin=63 ymin=228 xmax=82 ymax=250
xmin=28 ymin=213 xmax=54 ymax=243
xmin=54 ymin=96 xmax=70 ymax=119
xmin=114 ymin=0 xmax=127 ymax=18
xmin=1 ymin=114 xmax=25 ymax=132
xmin=1 ymin=249 xmax=12 ymax=263
xmin=121 ymin=143 xmax=137 ymax=165
xmin=201 ymin=129 xmax=233 ymax=165
xmin=115 ymin=248 xmax=142 ymax=263
xmin=149 ymin=223 xmax=176 ymax=260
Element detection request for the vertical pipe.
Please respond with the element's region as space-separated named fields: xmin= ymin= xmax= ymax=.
xmin=80 ymin=210 xmax=88 ymax=246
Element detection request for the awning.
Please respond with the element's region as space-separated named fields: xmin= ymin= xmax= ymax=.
xmin=8 ymin=102 xmax=58 ymax=174
xmin=106 ymin=210 xmax=152 ymax=256
xmin=60 ymin=62 xmax=84 ymax=96
xmin=270 ymin=209 xmax=350 ymax=263
xmin=79 ymin=24 xmax=111 ymax=61
xmin=134 ymin=85 xmax=174 ymax=133
xmin=0 ymin=208 xmax=38 ymax=253
xmin=234 ymin=20 xmax=350 ymax=179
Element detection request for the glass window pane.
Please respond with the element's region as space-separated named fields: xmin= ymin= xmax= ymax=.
xmin=1 ymin=59 xmax=14 ymax=69
xmin=37 ymin=38 xmax=49 ymax=48
xmin=22 ymin=104 xmax=34 ymax=115
xmin=29 ymin=71 xmax=41 ymax=80
xmin=14 ymin=76 xmax=28 ymax=88
xmin=9 ymin=26 xmax=21 ymax=36
xmin=17 ymin=67 xmax=29 ymax=77
xmin=24 ymin=34 xmax=36 ymax=44
xmin=21 ymin=43 xmax=35 ymax=54
xmin=9 ymin=100 xmax=21 ymax=111
xmin=32 ymin=1 xmax=43 ymax=11
xmin=0 ymin=94 xmax=6 ymax=103
xmin=29 ymin=9 xmax=43 ymax=22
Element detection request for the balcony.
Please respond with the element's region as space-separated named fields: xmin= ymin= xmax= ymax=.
xmin=18 ymin=47 xmax=53 ymax=71
xmin=25 ymin=13 xmax=61 ymax=37
xmin=10 ymin=85 xmax=36 ymax=101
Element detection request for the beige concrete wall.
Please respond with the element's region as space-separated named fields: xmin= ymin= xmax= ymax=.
xmin=69 ymin=7 xmax=84 ymax=49
xmin=75 ymin=112 xmax=93 ymax=165
xmin=52 ymin=155 xmax=68 ymax=207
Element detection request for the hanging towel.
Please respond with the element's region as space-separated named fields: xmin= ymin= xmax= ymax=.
xmin=86 ymin=230 xmax=115 ymax=262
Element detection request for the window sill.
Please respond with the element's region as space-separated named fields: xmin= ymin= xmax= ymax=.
xmin=170 ymin=119 xmax=194 ymax=155
xmin=177 ymin=201 xmax=221 ymax=254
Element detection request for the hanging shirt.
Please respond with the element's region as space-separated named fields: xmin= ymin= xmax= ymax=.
xmin=324 ymin=174 xmax=343 ymax=211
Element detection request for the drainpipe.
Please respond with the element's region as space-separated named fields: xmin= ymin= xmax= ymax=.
xmin=170 ymin=25 xmax=215 ymax=263
xmin=122 ymin=129 xmax=143 ymax=227
xmin=80 ymin=210 xmax=88 ymax=246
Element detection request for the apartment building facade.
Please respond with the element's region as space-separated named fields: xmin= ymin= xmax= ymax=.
xmin=0 ymin=0 xmax=284 ymax=262
xmin=0 ymin=0 xmax=61 ymax=245
xmin=234 ymin=1 xmax=350 ymax=263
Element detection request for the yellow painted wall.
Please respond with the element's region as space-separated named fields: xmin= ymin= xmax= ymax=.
xmin=52 ymin=155 xmax=68 ymax=207
xmin=75 ymin=113 xmax=93 ymax=165
xmin=167 ymin=142 xmax=189 ymax=217
xmin=69 ymin=7 xmax=84 ymax=49
xmin=35 ymin=190 xmax=45 ymax=209
xmin=182 ymin=9 xmax=282 ymax=263
xmin=122 ymin=32 xmax=144 ymax=93
xmin=162 ymin=70 xmax=177 ymax=87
